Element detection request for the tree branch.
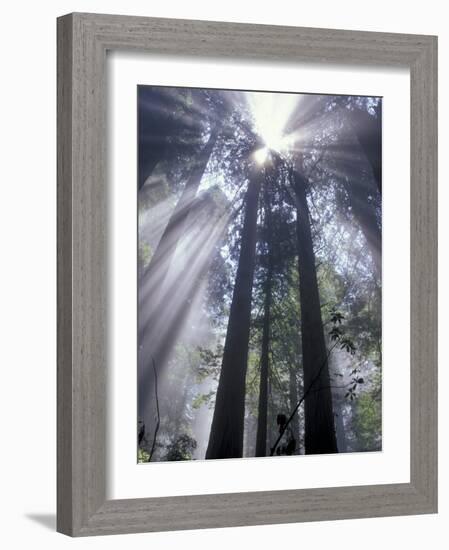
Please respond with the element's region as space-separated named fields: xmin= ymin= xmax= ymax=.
xmin=270 ymin=339 xmax=340 ymax=456
xmin=148 ymin=358 xmax=161 ymax=462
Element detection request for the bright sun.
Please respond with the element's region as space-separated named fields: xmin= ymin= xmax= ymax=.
xmin=248 ymin=92 xmax=299 ymax=163
xmin=254 ymin=146 xmax=269 ymax=165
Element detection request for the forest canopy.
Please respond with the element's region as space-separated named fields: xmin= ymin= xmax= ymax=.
xmin=137 ymin=86 xmax=382 ymax=462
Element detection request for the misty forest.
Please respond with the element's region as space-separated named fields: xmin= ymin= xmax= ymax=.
xmin=137 ymin=86 xmax=382 ymax=462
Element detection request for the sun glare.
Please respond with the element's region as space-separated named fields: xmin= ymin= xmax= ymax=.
xmin=248 ymin=92 xmax=299 ymax=160
xmin=254 ymin=146 xmax=269 ymax=165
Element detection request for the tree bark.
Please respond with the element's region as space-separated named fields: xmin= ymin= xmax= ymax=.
xmin=206 ymin=170 xmax=262 ymax=459
xmin=255 ymin=182 xmax=273 ymax=457
xmin=292 ymin=169 xmax=338 ymax=455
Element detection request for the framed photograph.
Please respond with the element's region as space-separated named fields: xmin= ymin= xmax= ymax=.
xmin=57 ymin=13 xmax=437 ymax=536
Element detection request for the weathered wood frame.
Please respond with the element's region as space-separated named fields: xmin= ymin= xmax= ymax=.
xmin=57 ymin=12 xmax=438 ymax=536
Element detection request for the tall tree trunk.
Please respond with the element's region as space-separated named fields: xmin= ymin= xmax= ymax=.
xmin=206 ymin=171 xmax=262 ymax=459
xmin=138 ymin=126 xmax=221 ymax=421
xmin=292 ymin=169 xmax=338 ymax=455
xmin=255 ymin=182 xmax=273 ymax=457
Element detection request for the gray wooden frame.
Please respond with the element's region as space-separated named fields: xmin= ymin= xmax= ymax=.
xmin=57 ymin=12 xmax=438 ymax=537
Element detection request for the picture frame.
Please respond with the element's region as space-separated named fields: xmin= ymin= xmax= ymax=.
xmin=57 ymin=12 xmax=437 ymax=536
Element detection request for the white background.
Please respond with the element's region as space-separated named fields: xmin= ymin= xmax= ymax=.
xmin=0 ymin=1 xmax=445 ymax=549
xmin=109 ymin=54 xmax=410 ymax=499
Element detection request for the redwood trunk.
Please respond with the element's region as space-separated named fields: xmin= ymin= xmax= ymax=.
xmin=292 ymin=169 xmax=338 ymax=454
xmin=206 ymin=172 xmax=262 ymax=459
xmin=255 ymin=183 xmax=273 ymax=457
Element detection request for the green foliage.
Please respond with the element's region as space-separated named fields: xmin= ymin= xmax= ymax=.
xmin=192 ymin=390 xmax=216 ymax=410
xmin=328 ymin=310 xmax=356 ymax=356
xmin=339 ymin=336 xmax=356 ymax=355
xmin=329 ymin=325 xmax=342 ymax=341
xmin=138 ymin=239 xmax=152 ymax=271
xmin=195 ymin=345 xmax=223 ymax=381
xmin=352 ymin=390 xmax=382 ymax=451
xmin=139 ymin=174 xmax=172 ymax=213
xmin=329 ymin=308 xmax=345 ymax=325
xmin=164 ymin=434 xmax=197 ymax=461
xmin=191 ymin=344 xmax=225 ymax=411
xmin=138 ymin=447 xmax=150 ymax=463
xmin=344 ymin=374 xmax=364 ymax=401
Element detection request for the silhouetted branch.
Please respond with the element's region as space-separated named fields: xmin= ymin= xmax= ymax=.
xmin=309 ymin=381 xmax=354 ymax=394
xmin=270 ymin=339 xmax=339 ymax=456
xmin=148 ymin=358 xmax=160 ymax=462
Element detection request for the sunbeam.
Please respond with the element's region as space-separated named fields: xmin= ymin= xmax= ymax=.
xmin=247 ymin=91 xmax=300 ymax=160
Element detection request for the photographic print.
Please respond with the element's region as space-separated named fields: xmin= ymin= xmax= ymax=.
xmin=137 ymin=86 xmax=382 ymax=463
